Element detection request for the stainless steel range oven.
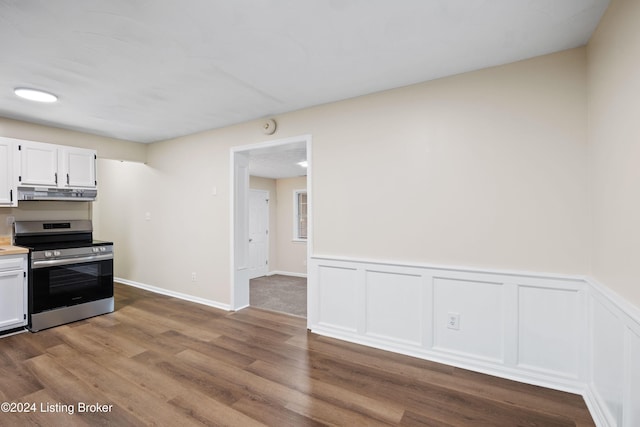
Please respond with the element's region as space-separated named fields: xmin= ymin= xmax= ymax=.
xmin=13 ymin=220 xmax=114 ymax=332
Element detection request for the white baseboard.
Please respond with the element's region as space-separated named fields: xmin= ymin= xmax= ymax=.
xmin=307 ymin=255 xmax=640 ymax=427
xmin=586 ymin=277 xmax=640 ymax=427
xmin=116 ymin=257 xmax=640 ymax=427
xmin=266 ymin=270 xmax=308 ymax=278
xmin=115 ymin=277 xmax=231 ymax=312
xmin=584 ymin=384 xmax=617 ymax=427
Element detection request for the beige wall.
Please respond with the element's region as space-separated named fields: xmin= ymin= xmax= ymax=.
xmin=0 ymin=117 xmax=145 ymax=238
xmin=275 ymin=176 xmax=307 ymax=275
xmin=588 ymin=0 xmax=640 ymax=307
xmin=0 ymin=117 xmax=146 ymax=162
xmin=95 ymin=47 xmax=590 ymax=306
xmin=4 ymin=10 xmax=637 ymax=312
xmin=303 ymin=48 xmax=589 ymax=273
xmin=96 ymin=124 xmax=258 ymax=303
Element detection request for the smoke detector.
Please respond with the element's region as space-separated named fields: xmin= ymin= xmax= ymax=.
xmin=262 ymin=118 xmax=277 ymax=135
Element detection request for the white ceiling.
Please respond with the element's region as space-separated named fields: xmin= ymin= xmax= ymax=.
xmin=248 ymin=142 xmax=307 ymax=179
xmin=0 ymin=0 xmax=609 ymax=144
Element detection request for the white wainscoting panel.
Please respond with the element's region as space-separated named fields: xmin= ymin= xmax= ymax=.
xmin=365 ymin=269 xmax=423 ymax=345
xmin=627 ymin=328 xmax=640 ymax=427
xmin=118 ymin=256 xmax=640 ymax=427
xmin=586 ymin=279 xmax=640 ymax=427
xmin=309 ymin=256 xmax=588 ymax=389
xmin=591 ymin=296 xmax=625 ymax=425
xmin=433 ymin=277 xmax=505 ymax=363
xmin=517 ymin=284 xmax=584 ymax=379
xmin=309 ymin=256 xmax=640 ymax=427
xmin=316 ymin=264 xmax=359 ymax=332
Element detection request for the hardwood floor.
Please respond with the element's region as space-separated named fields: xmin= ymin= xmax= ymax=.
xmin=0 ymin=283 xmax=595 ymax=426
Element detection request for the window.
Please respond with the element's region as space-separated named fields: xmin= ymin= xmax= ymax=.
xmin=293 ymin=190 xmax=307 ymax=241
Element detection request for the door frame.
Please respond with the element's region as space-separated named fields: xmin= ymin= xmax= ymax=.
xmin=230 ymin=134 xmax=312 ymax=313
xmin=248 ymin=188 xmax=270 ymax=279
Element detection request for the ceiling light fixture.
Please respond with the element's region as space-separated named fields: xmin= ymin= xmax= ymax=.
xmin=14 ymin=87 xmax=58 ymax=103
xmin=297 ymin=161 xmax=308 ymax=168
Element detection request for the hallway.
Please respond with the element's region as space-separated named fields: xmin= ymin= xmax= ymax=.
xmin=249 ymin=275 xmax=306 ymax=317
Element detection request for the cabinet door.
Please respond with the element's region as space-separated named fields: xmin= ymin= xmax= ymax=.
xmin=19 ymin=141 xmax=59 ymax=187
xmin=0 ymin=138 xmax=16 ymax=206
xmin=62 ymin=147 xmax=97 ymax=188
xmin=0 ymin=269 xmax=26 ymax=331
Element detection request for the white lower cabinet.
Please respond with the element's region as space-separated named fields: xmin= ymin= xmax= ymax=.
xmin=0 ymin=255 xmax=27 ymax=332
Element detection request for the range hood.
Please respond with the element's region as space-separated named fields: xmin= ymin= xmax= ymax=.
xmin=17 ymin=186 xmax=97 ymax=202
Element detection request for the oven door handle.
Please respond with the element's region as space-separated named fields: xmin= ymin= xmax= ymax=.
xmin=31 ymin=253 xmax=113 ymax=269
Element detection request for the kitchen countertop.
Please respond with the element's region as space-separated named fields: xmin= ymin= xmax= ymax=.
xmin=0 ymin=237 xmax=29 ymax=255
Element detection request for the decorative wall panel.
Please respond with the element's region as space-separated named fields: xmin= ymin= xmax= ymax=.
xmin=365 ymin=270 xmax=423 ymax=345
xmin=308 ymin=256 xmax=640 ymax=427
xmin=433 ymin=277 xmax=504 ymax=362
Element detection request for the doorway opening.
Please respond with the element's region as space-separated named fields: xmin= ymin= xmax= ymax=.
xmin=231 ymin=135 xmax=311 ymax=319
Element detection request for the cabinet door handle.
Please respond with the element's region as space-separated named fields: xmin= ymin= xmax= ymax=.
xmin=54 ymin=172 xmax=58 ymax=184
xmin=67 ymin=173 xmax=70 ymax=185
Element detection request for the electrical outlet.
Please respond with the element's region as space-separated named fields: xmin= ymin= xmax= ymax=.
xmin=447 ymin=312 xmax=460 ymax=330
xmin=191 ymin=272 xmax=197 ymax=282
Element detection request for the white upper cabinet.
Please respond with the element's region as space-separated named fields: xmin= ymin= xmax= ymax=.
xmin=0 ymin=137 xmax=17 ymax=207
xmin=17 ymin=140 xmax=97 ymax=189
xmin=18 ymin=140 xmax=58 ymax=187
xmin=61 ymin=147 xmax=97 ymax=188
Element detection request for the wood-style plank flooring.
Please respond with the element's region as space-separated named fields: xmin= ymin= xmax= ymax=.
xmin=0 ymin=283 xmax=595 ymax=426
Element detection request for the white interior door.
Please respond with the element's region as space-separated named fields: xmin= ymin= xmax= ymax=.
xmin=248 ymin=189 xmax=269 ymax=279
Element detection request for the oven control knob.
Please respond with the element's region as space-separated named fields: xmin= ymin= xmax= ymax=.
xmin=45 ymin=251 xmax=53 ymax=258
xmin=54 ymin=251 xmax=61 ymax=256
xmin=92 ymin=247 xmax=99 ymax=253
xmin=100 ymin=247 xmax=107 ymax=252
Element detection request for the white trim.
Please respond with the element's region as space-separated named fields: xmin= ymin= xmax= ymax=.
xmin=307 ymin=255 xmax=640 ymax=427
xmin=584 ymin=385 xmax=616 ymax=427
xmin=311 ymin=323 xmax=586 ymax=392
xmin=293 ymin=188 xmax=307 ymax=241
xmin=231 ymin=134 xmax=312 ymax=314
xmin=266 ymin=270 xmax=308 ymax=278
xmin=229 ymin=148 xmax=237 ymax=309
xmin=115 ymin=278 xmax=231 ymax=311
xmin=586 ymin=276 xmax=640 ymax=327
xmin=0 ymin=328 xmax=28 ymax=338
xmin=230 ymin=134 xmax=312 ymax=154
xmin=312 ymin=253 xmax=586 ymax=283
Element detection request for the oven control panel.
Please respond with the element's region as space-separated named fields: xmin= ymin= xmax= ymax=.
xmin=32 ymin=245 xmax=113 ymax=264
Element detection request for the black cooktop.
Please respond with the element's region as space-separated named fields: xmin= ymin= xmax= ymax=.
xmin=17 ymin=239 xmax=113 ymax=251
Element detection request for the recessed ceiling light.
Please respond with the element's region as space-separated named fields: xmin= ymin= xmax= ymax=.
xmin=297 ymin=161 xmax=308 ymax=168
xmin=14 ymin=88 xmax=58 ymax=103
